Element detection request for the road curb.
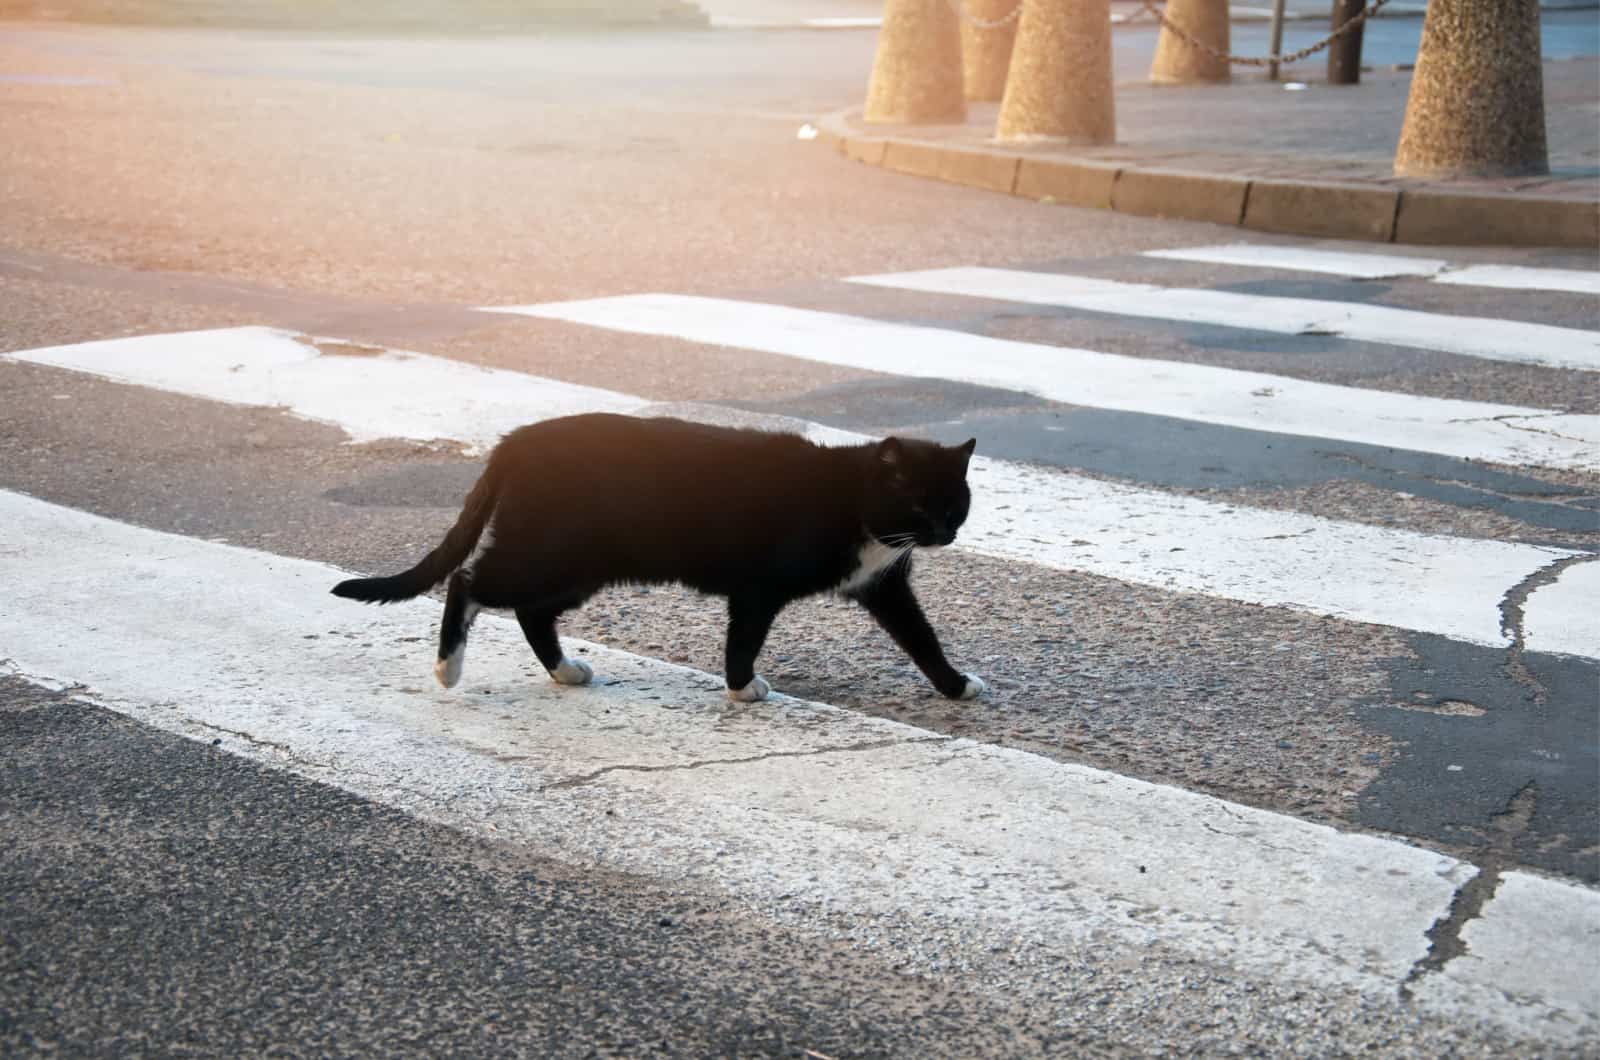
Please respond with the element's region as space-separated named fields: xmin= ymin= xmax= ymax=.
xmin=1244 ymin=178 xmax=1399 ymax=241
xmin=816 ymin=108 xmax=1600 ymax=249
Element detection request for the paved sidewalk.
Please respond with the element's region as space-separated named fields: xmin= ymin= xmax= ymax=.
xmin=817 ymin=56 xmax=1600 ymax=248
xmin=701 ymin=0 xmax=1599 ymax=31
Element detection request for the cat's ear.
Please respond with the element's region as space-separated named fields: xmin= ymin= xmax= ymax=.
xmin=878 ymin=437 xmax=904 ymax=465
xmin=958 ymin=438 xmax=976 ymax=457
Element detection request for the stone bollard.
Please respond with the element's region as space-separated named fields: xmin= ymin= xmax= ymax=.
xmin=996 ymin=0 xmax=1115 ymax=143
xmin=959 ymin=0 xmax=1021 ymax=102
xmin=1394 ymin=0 xmax=1548 ymax=178
xmin=864 ymin=0 xmax=967 ymax=124
xmin=1149 ymin=0 xmax=1231 ymax=84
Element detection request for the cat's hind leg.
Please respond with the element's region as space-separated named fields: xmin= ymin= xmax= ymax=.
xmin=515 ymin=605 xmax=593 ymax=686
xmin=435 ymin=571 xmax=479 ymax=688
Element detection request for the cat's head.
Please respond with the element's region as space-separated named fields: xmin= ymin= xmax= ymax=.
xmin=864 ymin=436 xmax=976 ymax=549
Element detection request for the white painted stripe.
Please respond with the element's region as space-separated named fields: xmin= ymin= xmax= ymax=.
xmin=5 ymin=326 xmax=642 ymax=454
xmin=1146 ymin=244 xmax=1600 ymax=296
xmin=486 ymin=294 xmax=1600 ymax=472
xmin=1413 ymin=871 xmax=1600 ymax=1022
xmin=1523 ymin=558 xmax=1600 ymax=659
xmin=5 ymin=487 xmax=1596 ymax=1042
xmin=12 ymin=327 xmax=1591 ymax=656
xmin=813 ymin=419 xmax=1585 ymax=654
xmin=1145 ymin=243 xmax=1449 ymax=279
xmin=847 ymin=267 xmax=1600 ymax=372
xmin=958 ymin=457 xmax=1578 ymax=652
xmin=1436 ymin=264 xmax=1600 ymax=297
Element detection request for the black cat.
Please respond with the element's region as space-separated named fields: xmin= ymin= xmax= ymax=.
xmin=332 ymin=413 xmax=983 ymax=702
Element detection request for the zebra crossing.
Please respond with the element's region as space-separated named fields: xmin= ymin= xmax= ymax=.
xmin=478 ymin=271 xmax=1597 ymax=659
xmin=3 ymin=239 xmax=1598 ymax=1044
xmin=845 ymin=266 xmax=1600 ymax=372
xmin=491 ymin=294 xmax=1599 ymax=470
xmin=11 ymin=325 xmax=1593 ymax=656
xmin=10 ymin=483 xmax=1584 ymax=1043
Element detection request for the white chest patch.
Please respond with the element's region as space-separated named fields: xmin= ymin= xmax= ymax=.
xmin=837 ymin=539 xmax=911 ymax=594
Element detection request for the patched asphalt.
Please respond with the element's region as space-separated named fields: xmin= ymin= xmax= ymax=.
xmin=1357 ymin=637 xmax=1599 ymax=881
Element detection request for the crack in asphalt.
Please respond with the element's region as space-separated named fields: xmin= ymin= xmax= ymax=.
xmin=191 ymin=719 xmax=343 ymax=775
xmin=1439 ymin=412 xmax=1597 ymax=447
xmin=1415 ymin=476 xmax=1599 ymax=510
xmin=193 ymin=720 xmax=294 ymax=754
xmin=1496 ymin=418 xmax=1597 ymax=446
xmin=1497 ymin=551 xmax=1597 ymax=702
xmin=543 ymin=735 xmax=952 ymax=791
xmin=1400 ymin=782 xmax=1538 ymax=1002
xmin=1310 ymin=451 xmax=1599 ymax=538
xmin=288 ymin=332 xmax=388 ymax=359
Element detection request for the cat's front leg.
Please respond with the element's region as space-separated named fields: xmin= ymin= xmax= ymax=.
xmin=852 ymin=568 xmax=983 ymax=700
xmin=515 ymin=605 xmax=593 ymax=686
xmin=725 ymin=594 xmax=782 ymax=702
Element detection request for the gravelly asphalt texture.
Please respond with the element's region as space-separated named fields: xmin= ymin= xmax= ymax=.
xmin=1 ymin=680 xmax=1082 ymax=1058
xmin=5 ymin=678 xmax=1557 ymax=1058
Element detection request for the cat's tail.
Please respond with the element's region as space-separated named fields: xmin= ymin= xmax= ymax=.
xmin=331 ymin=466 xmax=499 ymax=604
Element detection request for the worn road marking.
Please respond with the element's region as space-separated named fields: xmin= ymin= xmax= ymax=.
xmin=488 ymin=295 xmax=1600 ymax=472
xmin=1147 ymin=244 xmax=1451 ymax=280
xmin=1411 ymin=871 xmax=1600 ymax=1022
xmin=3 ymin=488 xmax=1595 ymax=1043
xmin=6 ymin=325 xmax=640 ymax=453
xmin=7 ymin=327 xmax=1592 ymax=657
xmin=848 ymin=266 xmax=1600 ymax=372
xmin=1435 ymin=265 xmax=1600 ymax=296
xmin=1522 ymin=558 xmax=1600 ymax=659
xmin=1144 ymin=244 xmax=1600 ymax=297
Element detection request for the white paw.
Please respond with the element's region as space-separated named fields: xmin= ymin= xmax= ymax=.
xmin=551 ymin=657 xmax=594 ymax=686
xmin=726 ymin=675 xmax=770 ymax=703
xmin=957 ymin=673 xmax=985 ymax=700
xmin=434 ymin=649 xmax=464 ymax=689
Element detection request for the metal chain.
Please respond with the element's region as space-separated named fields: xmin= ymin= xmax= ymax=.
xmin=1130 ymin=0 xmax=1395 ymax=67
xmin=948 ymin=0 xmax=1392 ymax=57
xmin=945 ymin=0 xmax=1024 ymax=30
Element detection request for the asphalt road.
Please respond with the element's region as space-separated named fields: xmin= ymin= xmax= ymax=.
xmin=2 ymin=15 xmax=1598 ymax=1058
